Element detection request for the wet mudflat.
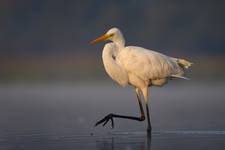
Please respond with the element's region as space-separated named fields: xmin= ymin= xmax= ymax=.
xmin=0 ymin=82 xmax=225 ymax=149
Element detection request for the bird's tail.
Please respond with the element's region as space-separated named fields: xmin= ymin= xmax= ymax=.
xmin=170 ymin=74 xmax=190 ymax=80
xmin=175 ymin=58 xmax=193 ymax=69
xmin=170 ymin=58 xmax=193 ymax=80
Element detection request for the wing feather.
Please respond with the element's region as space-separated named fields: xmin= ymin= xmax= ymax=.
xmin=116 ymin=46 xmax=184 ymax=81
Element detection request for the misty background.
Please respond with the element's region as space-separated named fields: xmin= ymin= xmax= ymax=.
xmin=0 ymin=0 xmax=225 ymax=82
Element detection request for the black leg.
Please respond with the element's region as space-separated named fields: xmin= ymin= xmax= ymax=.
xmin=95 ymin=88 xmax=145 ymax=128
xmin=95 ymin=113 xmax=145 ymax=128
xmin=146 ymin=104 xmax=152 ymax=133
xmin=142 ymin=87 xmax=152 ymax=134
xmin=135 ymin=88 xmax=145 ymax=120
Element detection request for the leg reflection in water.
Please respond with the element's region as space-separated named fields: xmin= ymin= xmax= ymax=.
xmin=96 ymin=134 xmax=152 ymax=150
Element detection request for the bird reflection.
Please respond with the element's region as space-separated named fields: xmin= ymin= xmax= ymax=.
xmin=96 ymin=135 xmax=152 ymax=150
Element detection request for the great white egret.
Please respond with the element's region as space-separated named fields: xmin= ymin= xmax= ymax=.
xmin=91 ymin=27 xmax=192 ymax=134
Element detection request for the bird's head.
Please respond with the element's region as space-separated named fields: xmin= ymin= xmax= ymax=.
xmin=90 ymin=27 xmax=124 ymax=44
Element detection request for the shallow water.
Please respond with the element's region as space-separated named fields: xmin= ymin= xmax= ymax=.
xmin=1 ymin=130 xmax=225 ymax=150
xmin=0 ymin=82 xmax=225 ymax=149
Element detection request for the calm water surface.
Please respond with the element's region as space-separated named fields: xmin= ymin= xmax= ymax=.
xmin=0 ymin=82 xmax=225 ymax=149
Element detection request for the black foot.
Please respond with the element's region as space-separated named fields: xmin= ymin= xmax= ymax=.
xmin=95 ymin=113 xmax=114 ymax=128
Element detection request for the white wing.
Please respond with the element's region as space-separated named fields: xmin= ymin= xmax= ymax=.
xmin=116 ymin=46 xmax=184 ymax=81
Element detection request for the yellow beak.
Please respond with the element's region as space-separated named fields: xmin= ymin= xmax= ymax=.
xmin=90 ymin=34 xmax=112 ymax=44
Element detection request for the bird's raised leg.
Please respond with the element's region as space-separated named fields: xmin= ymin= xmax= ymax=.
xmin=95 ymin=88 xmax=145 ymax=128
xmin=142 ymin=87 xmax=152 ymax=134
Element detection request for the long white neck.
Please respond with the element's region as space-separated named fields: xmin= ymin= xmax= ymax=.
xmin=102 ymin=43 xmax=128 ymax=87
xmin=111 ymin=31 xmax=125 ymax=50
xmin=113 ymin=38 xmax=125 ymax=50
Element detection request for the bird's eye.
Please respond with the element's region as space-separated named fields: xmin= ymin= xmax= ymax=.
xmin=109 ymin=33 xmax=114 ymax=37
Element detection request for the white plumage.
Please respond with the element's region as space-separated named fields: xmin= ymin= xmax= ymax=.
xmin=91 ymin=27 xmax=193 ymax=133
xmin=100 ymin=28 xmax=192 ymax=89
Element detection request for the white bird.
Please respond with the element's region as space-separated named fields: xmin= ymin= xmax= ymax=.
xmin=91 ymin=27 xmax=192 ymax=134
